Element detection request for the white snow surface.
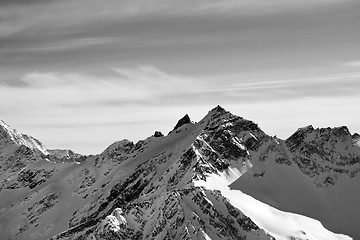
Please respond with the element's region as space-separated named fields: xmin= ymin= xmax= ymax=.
xmin=194 ymin=167 xmax=351 ymax=240
xmin=0 ymin=118 xmax=48 ymax=155
xmin=232 ymin=131 xmax=360 ymax=239
xmin=355 ymin=139 xmax=360 ymax=147
xmin=0 ymin=107 xmax=358 ymax=240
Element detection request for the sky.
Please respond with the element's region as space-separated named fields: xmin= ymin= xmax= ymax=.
xmin=1 ymin=0 xmax=360 ymax=154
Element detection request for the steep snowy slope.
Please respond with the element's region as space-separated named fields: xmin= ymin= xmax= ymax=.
xmin=0 ymin=106 xmax=357 ymax=240
xmin=0 ymin=119 xmax=48 ymax=156
xmin=0 ymin=118 xmax=50 ymax=192
xmin=232 ymin=124 xmax=360 ymax=239
xmin=0 ymin=112 xmax=272 ymax=240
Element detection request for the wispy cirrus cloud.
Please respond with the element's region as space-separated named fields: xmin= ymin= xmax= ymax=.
xmin=0 ymin=38 xmax=117 ymax=54
xmin=0 ymin=0 xmax=350 ymax=48
xmin=1 ymin=0 xmax=357 ymax=80
xmin=2 ymin=65 xmax=360 ymax=154
xmin=1 ymin=0 xmax=359 ymax=154
xmin=14 ymin=65 xmax=202 ymax=90
xmin=341 ymin=60 xmax=360 ymax=67
xmin=2 ymin=66 xmax=360 ymax=108
xmin=0 ymin=78 xmax=30 ymax=88
xmin=0 ymin=0 xmax=53 ymax=6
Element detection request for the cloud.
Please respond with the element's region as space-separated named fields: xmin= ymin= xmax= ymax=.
xmin=1 ymin=38 xmax=116 ymax=54
xmin=19 ymin=119 xmax=168 ymax=129
xmin=1 ymin=0 xmax=358 ymax=154
xmin=0 ymin=0 xmax=53 ymax=7
xmin=0 ymin=0 xmax=349 ymax=40
xmin=5 ymin=66 xmax=208 ymax=109
xmin=20 ymin=72 xmax=85 ymax=88
xmin=7 ymin=66 xmax=360 ymax=110
xmin=0 ymin=0 xmax=354 ymax=71
xmin=342 ymin=60 xmax=360 ymax=67
xmin=0 ymin=78 xmax=30 ymax=88
xmin=112 ymin=65 xmax=201 ymax=91
xmin=2 ymin=65 xmax=360 ymax=154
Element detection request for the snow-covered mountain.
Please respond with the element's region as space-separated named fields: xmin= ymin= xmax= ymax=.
xmin=0 ymin=106 xmax=358 ymax=240
xmin=234 ymin=124 xmax=360 ymax=239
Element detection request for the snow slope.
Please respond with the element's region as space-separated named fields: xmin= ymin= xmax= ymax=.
xmin=0 ymin=118 xmax=48 ymax=156
xmin=195 ymin=168 xmax=351 ymax=240
xmin=232 ymin=126 xmax=360 ymax=239
xmin=0 ymin=106 xmax=358 ymax=240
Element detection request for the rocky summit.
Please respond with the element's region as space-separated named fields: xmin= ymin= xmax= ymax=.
xmin=0 ymin=106 xmax=359 ymax=240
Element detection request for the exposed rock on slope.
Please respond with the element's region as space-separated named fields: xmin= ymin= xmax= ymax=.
xmin=233 ymin=124 xmax=360 ymax=239
xmin=172 ymin=114 xmax=191 ymax=131
xmin=0 ymin=106 xmax=358 ymax=240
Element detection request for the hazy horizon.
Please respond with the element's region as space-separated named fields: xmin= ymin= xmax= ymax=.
xmin=1 ymin=0 xmax=360 ymax=154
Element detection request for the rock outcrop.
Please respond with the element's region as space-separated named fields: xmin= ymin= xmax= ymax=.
xmin=0 ymin=106 xmax=358 ymax=240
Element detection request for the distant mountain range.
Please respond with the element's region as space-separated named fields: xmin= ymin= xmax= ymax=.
xmin=0 ymin=106 xmax=359 ymax=240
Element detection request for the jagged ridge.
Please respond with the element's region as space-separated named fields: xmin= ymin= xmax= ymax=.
xmin=0 ymin=106 xmax=359 ymax=240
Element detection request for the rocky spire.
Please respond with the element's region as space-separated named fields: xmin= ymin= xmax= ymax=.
xmin=172 ymin=114 xmax=191 ymax=131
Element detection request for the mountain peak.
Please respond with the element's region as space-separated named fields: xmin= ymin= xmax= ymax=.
xmin=1 ymin=108 xmax=359 ymax=240
xmin=211 ymin=104 xmax=227 ymax=113
xmin=200 ymin=105 xmax=231 ymax=123
xmin=153 ymin=131 xmax=164 ymax=137
xmin=286 ymin=124 xmax=356 ymax=149
xmin=172 ymin=114 xmax=191 ymax=131
xmin=298 ymin=125 xmax=315 ymax=132
xmin=0 ymin=118 xmax=48 ymax=155
xmin=353 ymin=132 xmax=360 ymax=139
xmin=0 ymin=118 xmax=29 ymax=148
xmin=331 ymin=126 xmax=351 ymax=137
xmin=0 ymin=118 xmax=21 ymax=141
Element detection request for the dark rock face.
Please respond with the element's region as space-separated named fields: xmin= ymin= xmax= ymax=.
xmin=286 ymin=125 xmax=314 ymax=151
xmin=17 ymin=169 xmax=55 ymax=189
xmin=0 ymin=146 xmax=47 ymax=191
xmin=173 ymin=114 xmax=191 ymax=131
xmin=285 ymin=125 xmax=360 ymax=184
xmin=38 ymin=108 xmax=274 ymax=240
xmin=153 ymin=131 xmax=164 ymax=137
xmin=1 ymin=106 xmax=359 ymax=240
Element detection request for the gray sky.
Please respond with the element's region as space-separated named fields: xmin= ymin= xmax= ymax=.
xmin=1 ymin=0 xmax=360 ymax=154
